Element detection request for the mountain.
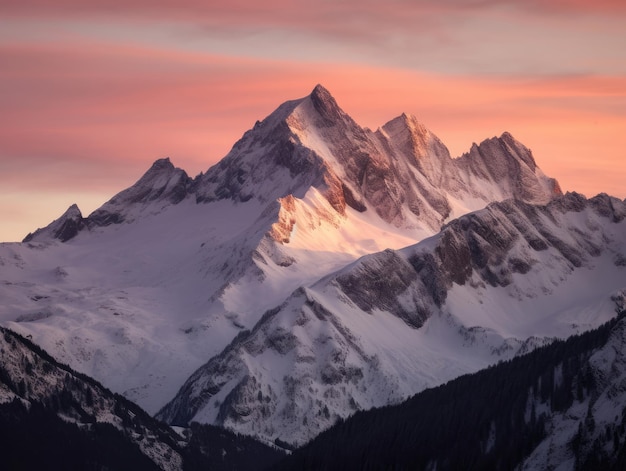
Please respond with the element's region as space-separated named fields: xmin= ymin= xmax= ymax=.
xmin=158 ymin=192 xmax=626 ymax=445
xmin=0 ymin=325 xmax=283 ymax=470
xmin=25 ymin=85 xmax=560 ymax=242
xmin=0 ymin=84 xmax=561 ymax=419
xmin=273 ymin=302 xmax=626 ymax=471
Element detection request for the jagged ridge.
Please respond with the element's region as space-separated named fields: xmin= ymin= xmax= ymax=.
xmin=25 ymin=84 xmax=559 ymax=243
xmin=158 ymin=192 xmax=626 ymax=445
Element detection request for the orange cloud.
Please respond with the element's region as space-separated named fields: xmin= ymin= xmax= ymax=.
xmin=4 ymin=0 xmax=626 ymax=17
xmin=3 ymin=0 xmax=625 ymax=54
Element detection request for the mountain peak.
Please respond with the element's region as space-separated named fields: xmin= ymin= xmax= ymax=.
xmin=195 ymin=84 xmax=364 ymax=206
xmin=140 ymin=157 xmax=179 ymax=181
xmin=310 ymin=83 xmax=332 ymax=101
xmin=381 ymin=113 xmax=429 ymax=138
xmin=23 ymin=203 xmax=85 ymax=243
xmin=459 ymin=132 xmax=561 ymax=204
xmin=149 ymin=156 xmax=174 ymax=170
xmin=84 ymin=157 xmax=192 ymax=227
xmin=113 ymin=157 xmax=190 ymax=206
xmin=496 ymin=131 xmax=539 ymax=170
xmin=64 ymin=203 xmax=82 ymax=218
xmin=307 ymin=84 xmax=345 ymax=125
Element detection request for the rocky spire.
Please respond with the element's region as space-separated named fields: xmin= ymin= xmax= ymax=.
xmin=23 ymin=203 xmax=85 ymax=243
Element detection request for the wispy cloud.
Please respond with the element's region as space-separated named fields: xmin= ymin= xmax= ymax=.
xmin=4 ymin=0 xmax=626 ymax=18
xmin=3 ymin=1 xmax=625 ymax=75
xmin=1 ymin=38 xmax=624 ymax=192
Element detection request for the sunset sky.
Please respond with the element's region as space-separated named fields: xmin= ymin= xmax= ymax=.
xmin=1 ymin=1 xmax=625 ymax=242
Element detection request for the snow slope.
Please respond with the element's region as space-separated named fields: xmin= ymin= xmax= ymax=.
xmin=0 ymin=193 xmax=428 ymax=413
xmin=159 ymin=193 xmax=626 ymax=446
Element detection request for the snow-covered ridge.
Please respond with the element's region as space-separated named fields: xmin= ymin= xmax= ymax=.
xmin=158 ymin=192 xmax=626 ymax=445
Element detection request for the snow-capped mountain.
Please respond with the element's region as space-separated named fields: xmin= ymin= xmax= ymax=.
xmin=157 ymin=192 xmax=626 ymax=445
xmin=9 ymin=84 xmax=621 ymax=451
xmin=25 ymin=84 xmax=560 ymax=243
xmin=0 ymin=85 xmax=560 ymax=418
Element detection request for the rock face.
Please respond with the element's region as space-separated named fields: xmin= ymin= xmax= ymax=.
xmin=457 ymin=132 xmax=562 ymax=203
xmin=158 ymin=193 xmax=626 ymax=446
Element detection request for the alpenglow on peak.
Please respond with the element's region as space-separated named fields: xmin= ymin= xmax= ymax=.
xmin=25 ymin=85 xmax=560 ymax=244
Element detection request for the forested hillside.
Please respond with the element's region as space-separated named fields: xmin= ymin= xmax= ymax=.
xmin=0 ymin=326 xmax=283 ymax=470
xmin=276 ymin=308 xmax=626 ymax=470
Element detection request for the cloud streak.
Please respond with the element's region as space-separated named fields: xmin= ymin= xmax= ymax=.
xmin=4 ymin=0 xmax=626 ymax=17
xmin=3 ymin=0 xmax=625 ymax=77
xmin=1 ymin=39 xmax=624 ymax=190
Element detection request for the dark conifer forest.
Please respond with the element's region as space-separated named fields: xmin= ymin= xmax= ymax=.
xmin=274 ymin=313 xmax=626 ymax=470
xmin=0 ymin=326 xmax=283 ymax=471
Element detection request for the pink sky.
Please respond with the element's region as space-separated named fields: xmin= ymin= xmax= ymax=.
xmin=1 ymin=1 xmax=625 ymax=241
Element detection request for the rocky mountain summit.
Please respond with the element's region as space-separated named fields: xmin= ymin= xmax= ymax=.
xmin=26 ymin=84 xmax=559 ymax=244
